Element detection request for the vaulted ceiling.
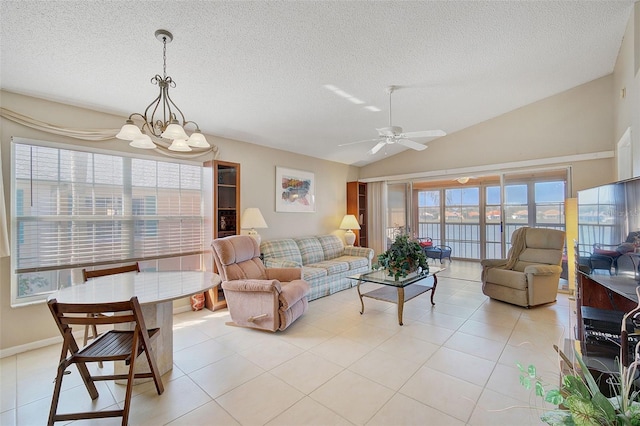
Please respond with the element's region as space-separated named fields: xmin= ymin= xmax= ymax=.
xmin=0 ymin=1 xmax=635 ymax=166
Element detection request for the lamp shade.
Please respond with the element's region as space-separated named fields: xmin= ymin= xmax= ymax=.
xmin=241 ymin=208 xmax=268 ymax=229
xmin=339 ymin=215 xmax=361 ymax=230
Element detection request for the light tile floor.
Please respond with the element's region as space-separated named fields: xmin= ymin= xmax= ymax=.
xmin=1 ymin=261 xmax=571 ymax=425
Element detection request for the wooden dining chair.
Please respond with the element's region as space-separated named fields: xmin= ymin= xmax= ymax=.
xmin=47 ymin=296 xmax=164 ymax=426
xmin=81 ymin=263 xmax=140 ymax=348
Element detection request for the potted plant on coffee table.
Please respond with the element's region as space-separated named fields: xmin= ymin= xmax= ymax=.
xmin=375 ymin=232 xmax=429 ymax=280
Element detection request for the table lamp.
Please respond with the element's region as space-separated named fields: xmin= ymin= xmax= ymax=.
xmin=241 ymin=208 xmax=268 ymax=246
xmin=340 ymin=214 xmax=361 ymax=246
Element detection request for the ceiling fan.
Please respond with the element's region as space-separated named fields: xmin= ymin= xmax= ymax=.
xmin=339 ymin=85 xmax=446 ymax=155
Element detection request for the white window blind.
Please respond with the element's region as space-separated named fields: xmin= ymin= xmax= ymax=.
xmin=12 ymin=142 xmax=204 ymax=301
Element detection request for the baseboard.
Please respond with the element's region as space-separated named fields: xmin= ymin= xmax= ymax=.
xmin=0 ymin=335 xmax=62 ymax=358
xmin=1 ymin=305 xmax=194 ymax=358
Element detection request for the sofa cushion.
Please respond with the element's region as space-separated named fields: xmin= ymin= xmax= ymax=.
xmin=295 ymin=237 xmax=326 ymax=265
xmin=317 ymin=235 xmax=344 ymax=261
xmin=334 ymin=255 xmax=369 ymax=270
xmin=302 ymin=266 xmax=328 ymax=282
xmin=307 ymin=260 xmax=349 ymax=275
xmin=261 ymin=239 xmax=303 ymax=266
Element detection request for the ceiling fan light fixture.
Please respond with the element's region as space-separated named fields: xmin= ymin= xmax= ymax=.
xmin=342 ymin=85 xmax=445 ymax=156
xmin=456 ymin=177 xmax=471 ymax=184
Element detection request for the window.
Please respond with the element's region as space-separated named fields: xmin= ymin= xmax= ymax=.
xmin=577 ymin=183 xmax=622 ymax=253
xmin=413 ymin=170 xmax=567 ymax=260
xmin=11 ymin=140 xmax=205 ymax=305
xmin=445 ymin=187 xmax=480 ymax=259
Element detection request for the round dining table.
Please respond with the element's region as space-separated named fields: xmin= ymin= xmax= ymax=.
xmin=49 ymin=270 xmax=221 ymax=378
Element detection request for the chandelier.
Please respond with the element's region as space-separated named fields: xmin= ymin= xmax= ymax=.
xmin=116 ymin=29 xmax=209 ymax=152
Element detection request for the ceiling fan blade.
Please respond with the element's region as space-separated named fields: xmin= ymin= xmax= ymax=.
xmin=338 ymin=138 xmax=379 ymax=147
xmin=397 ymin=138 xmax=427 ymax=151
xmin=402 ymin=130 xmax=446 ymax=138
xmin=368 ymin=141 xmax=387 ymax=155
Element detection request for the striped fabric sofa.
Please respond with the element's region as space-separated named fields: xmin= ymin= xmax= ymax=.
xmin=260 ymin=235 xmax=374 ymax=301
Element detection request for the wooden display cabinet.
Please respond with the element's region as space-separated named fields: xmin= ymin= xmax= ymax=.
xmin=346 ymin=181 xmax=367 ymax=247
xmin=205 ymin=160 xmax=240 ymax=310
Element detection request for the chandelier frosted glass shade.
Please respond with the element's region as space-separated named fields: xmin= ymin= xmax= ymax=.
xmin=168 ymin=139 xmax=192 ymax=152
xmin=187 ymin=130 xmax=209 ymax=148
xmin=129 ymin=134 xmax=157 ymax=149
xmin=116 ymin=120 xmax=143 ymax=140
xmin=161 ymin=121 xmax=189 ymax=140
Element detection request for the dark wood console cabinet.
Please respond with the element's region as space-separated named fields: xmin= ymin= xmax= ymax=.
xmin=576 ymin=271 xmax=639 ymax=368
xmin=577 ymin=272 xmax=638 ymax=335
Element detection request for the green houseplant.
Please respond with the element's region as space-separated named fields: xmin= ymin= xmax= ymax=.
xmin=519 ymin=289 xmax=640 ymax=425
xmin=375 ymin=232 xmax=429 ymax=280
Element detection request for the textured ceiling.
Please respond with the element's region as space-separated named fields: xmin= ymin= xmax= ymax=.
xmin=0 ymin=1 xmax=635 ymax=166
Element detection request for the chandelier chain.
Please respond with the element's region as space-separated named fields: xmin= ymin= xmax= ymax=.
xmin=162 ymin=36 xmax=167 ymax=79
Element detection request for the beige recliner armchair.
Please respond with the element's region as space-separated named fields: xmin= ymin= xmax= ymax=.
xmin=481 ymin=227 xmax=565 ymax=308
xmin=211 ymin=235 xmax=310 ymax=331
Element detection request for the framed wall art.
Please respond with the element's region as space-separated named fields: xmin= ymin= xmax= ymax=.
xmin=275 ymin=167 xmax=315 ymax=212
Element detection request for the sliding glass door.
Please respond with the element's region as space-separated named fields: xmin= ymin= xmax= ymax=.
xmin=408 ymin=168 xmax=568 ymax=261
xmin=444 ymin=186 xmax=480 ymax=259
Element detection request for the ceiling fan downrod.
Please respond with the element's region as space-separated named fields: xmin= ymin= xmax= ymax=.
xmin=386 ymin=85 xmax=397 ymax=128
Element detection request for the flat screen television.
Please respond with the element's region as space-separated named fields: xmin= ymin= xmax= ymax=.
xmin=577 ymin=176 xmax=640 ymax=277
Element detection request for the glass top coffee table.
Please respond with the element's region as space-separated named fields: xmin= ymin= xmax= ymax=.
xmin=348 ymin=267 xmax=445 ymax=325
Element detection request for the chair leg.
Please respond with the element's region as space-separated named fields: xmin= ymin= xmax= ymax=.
xmin=121 ymin=333 xmax=139 ymax=426
xmin=142 ymin=338 xmax=164 ymax=395
xmin=47 ymin=361 xmax=67 ymax=426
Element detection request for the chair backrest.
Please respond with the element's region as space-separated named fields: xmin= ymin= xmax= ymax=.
xmin=48 ymin=296 xmax=148 ymax=337
xmin=511 ymin=227 xmax=565 ymax=271
xmin=83 ymin=263 xmax=140 ymax=282
xmin=211 ymin=236 xmax=268 ymax=281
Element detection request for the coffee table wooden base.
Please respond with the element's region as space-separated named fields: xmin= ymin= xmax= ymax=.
xmin=356 ymin=275 xmax=438 ymax=325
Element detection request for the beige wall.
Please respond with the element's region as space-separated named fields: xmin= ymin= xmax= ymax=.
xmin=359 ymin=75 xmax=616 ymax=195
xmin=0 ymin=91 xmax=358 ymax=353
xmin=613 ymin=3 xmax=640 ymax=177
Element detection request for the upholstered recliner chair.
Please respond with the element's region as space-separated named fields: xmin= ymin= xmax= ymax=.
xmin=211 ymin=235 xmax=310 ymax=331
xmin=481 ymin=227 xmax=565 ymax=308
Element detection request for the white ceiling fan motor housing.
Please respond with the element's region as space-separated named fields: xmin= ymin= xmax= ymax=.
xmin=377 ymin=126 xmax=403 ymax=137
